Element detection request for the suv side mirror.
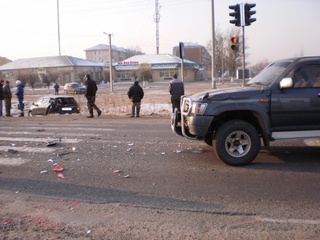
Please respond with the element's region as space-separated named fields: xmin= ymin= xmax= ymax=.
xmin=279 ymin=78 xmax=293 ymax=89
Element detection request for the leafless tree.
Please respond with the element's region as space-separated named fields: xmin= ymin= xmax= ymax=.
xmin=250 ymin=58 xmax=269 ymax=76
xmin=138 ymin=64 xmax=152 ymax=82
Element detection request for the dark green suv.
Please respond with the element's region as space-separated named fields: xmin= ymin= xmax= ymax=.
xmin=172 ymin=57 xmax=320 ymax=166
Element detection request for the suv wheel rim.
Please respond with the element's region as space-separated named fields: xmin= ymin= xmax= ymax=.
xmin=225 ymin=130 xmax=251 ymax=158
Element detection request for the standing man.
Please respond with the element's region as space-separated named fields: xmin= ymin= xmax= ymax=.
xmin=169 ymin=74 xmax=184 ymax=112
xmin=127 ymin=81 xmax=144 ymax=118
xmin=84 ymin=74 xmax=102 ymax=118
xmin=3 ymin=80 xmax=12 ymax=117
xmin=54 ymin=82 xmax=60 ymax=95
xmin=0 ymin=79 xmax=4 ymax=117
xmin=15 ymin=80 xmax=24 ymax=117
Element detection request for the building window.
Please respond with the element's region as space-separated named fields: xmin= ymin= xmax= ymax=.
xmin=117 ymin=71 xmax=132 ymax=79
xmin=160 ymin=70 xmax=178 ymax=78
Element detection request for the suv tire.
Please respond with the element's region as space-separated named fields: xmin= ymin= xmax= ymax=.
xmin=215 ymin=120 xmax=260 ymax=166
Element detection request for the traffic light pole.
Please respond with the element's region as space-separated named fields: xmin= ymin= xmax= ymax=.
xmin=229 ymin=2 xmax=256 ymax=85
xmin=242 ymin=25 xmax=246 ymax=85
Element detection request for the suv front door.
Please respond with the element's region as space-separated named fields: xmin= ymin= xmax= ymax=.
xmin=271 ymin=63 xmax=320 ymax=131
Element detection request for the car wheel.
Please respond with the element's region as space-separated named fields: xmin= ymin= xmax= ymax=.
xmin=215 ymin=120 xmax=260 ymax=166
xmin=28 ymin=111 xmax=33 ymax=117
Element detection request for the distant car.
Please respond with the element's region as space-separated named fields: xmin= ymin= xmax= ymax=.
xmin=28 ymin=96 xmax=81 ymax=117
xmin=63 ymin=82 xmax=86 ymax=94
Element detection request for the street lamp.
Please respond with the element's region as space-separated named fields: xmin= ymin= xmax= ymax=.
xmin=57 ymin=0 xmax=61 ymax=56
xmin=211 ymin=0 xmax=216 ymax=89
xmin=103 ymin=32 xmax=113 ymax=93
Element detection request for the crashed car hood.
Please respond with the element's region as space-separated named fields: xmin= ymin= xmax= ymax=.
xmin=189 ymin=85 xmax=271 ymax=101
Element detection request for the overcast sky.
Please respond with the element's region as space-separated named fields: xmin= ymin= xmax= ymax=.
xmin=1 ymin=0 xmax=319 ymax=65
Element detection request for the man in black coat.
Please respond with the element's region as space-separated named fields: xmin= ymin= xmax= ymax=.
xmin=169 ymin=74 xmax=184 ymax=113
xmin=84 ymin=74 xmax=102 ymax=118
xmin=0 ymin=79 xmax=4 ymax=117
xmin=127 ymin=81 xmax=144 ymax=117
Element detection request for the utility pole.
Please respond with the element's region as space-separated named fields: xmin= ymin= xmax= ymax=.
xmin=154 ymin=0 xmax=160 ymax=54
xmin=103 ymin=32 xmax=113 ymax=93
xmin=57 ymin=0 xmax=61 ymax=56
xmin=211 ymin=0 xmax=216 ymax=89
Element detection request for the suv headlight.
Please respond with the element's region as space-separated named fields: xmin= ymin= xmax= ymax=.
xmin=191 ymin=102 xmax=207 ymax=115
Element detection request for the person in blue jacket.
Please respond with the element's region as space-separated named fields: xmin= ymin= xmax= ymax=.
xmin=15 ymin=80 xmax=24 ymax=117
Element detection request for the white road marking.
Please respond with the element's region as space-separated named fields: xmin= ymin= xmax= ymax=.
xmin=260 ymin=217 xmax=320 ymax=225
xmin=0 ymin=158 xmax=30 ymax=166
xmin=0 ymin=137 xmax=80 ymax=143
xmin=0 ymin=146 xmax=56 ymax=153
xmin=0 ymin=131 xmax=100 ymax=137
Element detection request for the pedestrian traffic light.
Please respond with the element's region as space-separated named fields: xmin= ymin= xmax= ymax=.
xmin=229 ymin=4 xmax=241 ymax=27
xmin=244 ymin=3 xmax=256 ymax=26
xmin=231 ymin=37 xmax=239 ymax=51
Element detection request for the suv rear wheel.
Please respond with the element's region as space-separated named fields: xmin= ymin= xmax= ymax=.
xmin=215 ymin=120 xmax=260 ymax=166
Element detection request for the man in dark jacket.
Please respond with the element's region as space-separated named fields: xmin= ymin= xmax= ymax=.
xmin=3 ymin=80 xmax=12 ymax=117
xmin=84 ymin=74 xmax=102 ymax=118
xmin=0 ymin=79 xmax=4 ymax=117
xmin=127 ymin=81 xmax=144 ymax=117
xmin=169 ymin=74 xmax=184 ymax=112
xmin=15 ymin=80 xmax=24 ymax=117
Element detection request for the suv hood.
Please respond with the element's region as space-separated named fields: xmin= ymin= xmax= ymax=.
xmin=190 ymin=86 xmax=271 ymax=102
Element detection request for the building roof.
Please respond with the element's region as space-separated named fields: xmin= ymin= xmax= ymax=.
xmin=0 ymin=55 xmax=102 ymax=71
xmin=85 ymin=44 xmax=127 ymax=53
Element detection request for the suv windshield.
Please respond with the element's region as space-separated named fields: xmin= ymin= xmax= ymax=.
xmin=246 ymin=61 xmax=293 ymax=87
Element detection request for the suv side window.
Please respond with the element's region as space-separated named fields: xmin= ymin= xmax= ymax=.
xmin=289 ymin=64 xmax=320 ymax=88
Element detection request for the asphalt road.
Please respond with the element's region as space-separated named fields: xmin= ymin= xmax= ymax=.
xmin=0 ymin=115 xmax=320 ymax=239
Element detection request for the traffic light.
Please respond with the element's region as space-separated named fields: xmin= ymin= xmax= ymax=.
xmin=229 ymin=4 xmax=241 ymax=27
xmin=244 ymin=3 xmax=256 ymax=26
xmin=231 ymin=37 xmax=239 ymax=51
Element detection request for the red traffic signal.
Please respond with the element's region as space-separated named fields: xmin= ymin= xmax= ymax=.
xmin=231 ymin=37 xmax=238 ymax=44
xmin=231 ymin=37 xmax=239 ymax=51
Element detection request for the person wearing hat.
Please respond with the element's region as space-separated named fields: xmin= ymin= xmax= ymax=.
xmin=3 ymin=80 xmax=12 ymax=117
xmin=0 ymin=79 xmax=4 ymax=117
xmin=83 ymin=74 xmax=102 ymax=118
xmin=15 ymin=80 xmax=25 ymax=117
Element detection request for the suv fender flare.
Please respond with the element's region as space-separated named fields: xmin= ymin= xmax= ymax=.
xmin=209 ymin=102 xmax=272 ymax=139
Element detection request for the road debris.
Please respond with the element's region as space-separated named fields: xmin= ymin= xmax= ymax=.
xmin=53 ymin=165 xmax=64 ymax=172
xmin=57 ymin=173 xmax=65 ymax=179
xmin=8 ymin=149 xmax=18 ymax=154
xmin=46 ymin=141 xmax=57 ymax=147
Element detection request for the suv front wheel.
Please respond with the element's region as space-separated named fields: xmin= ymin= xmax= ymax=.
xmin=214 ymin=120 xmax=260 ymax=166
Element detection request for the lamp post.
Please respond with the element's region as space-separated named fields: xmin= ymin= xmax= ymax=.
xmin=103 ymin=32 xmax=113 ymax=93
xmin=211 ymin=0 xmax=216 ymax=89
xmin=57 ymin=0 xmax=61 ymax=56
